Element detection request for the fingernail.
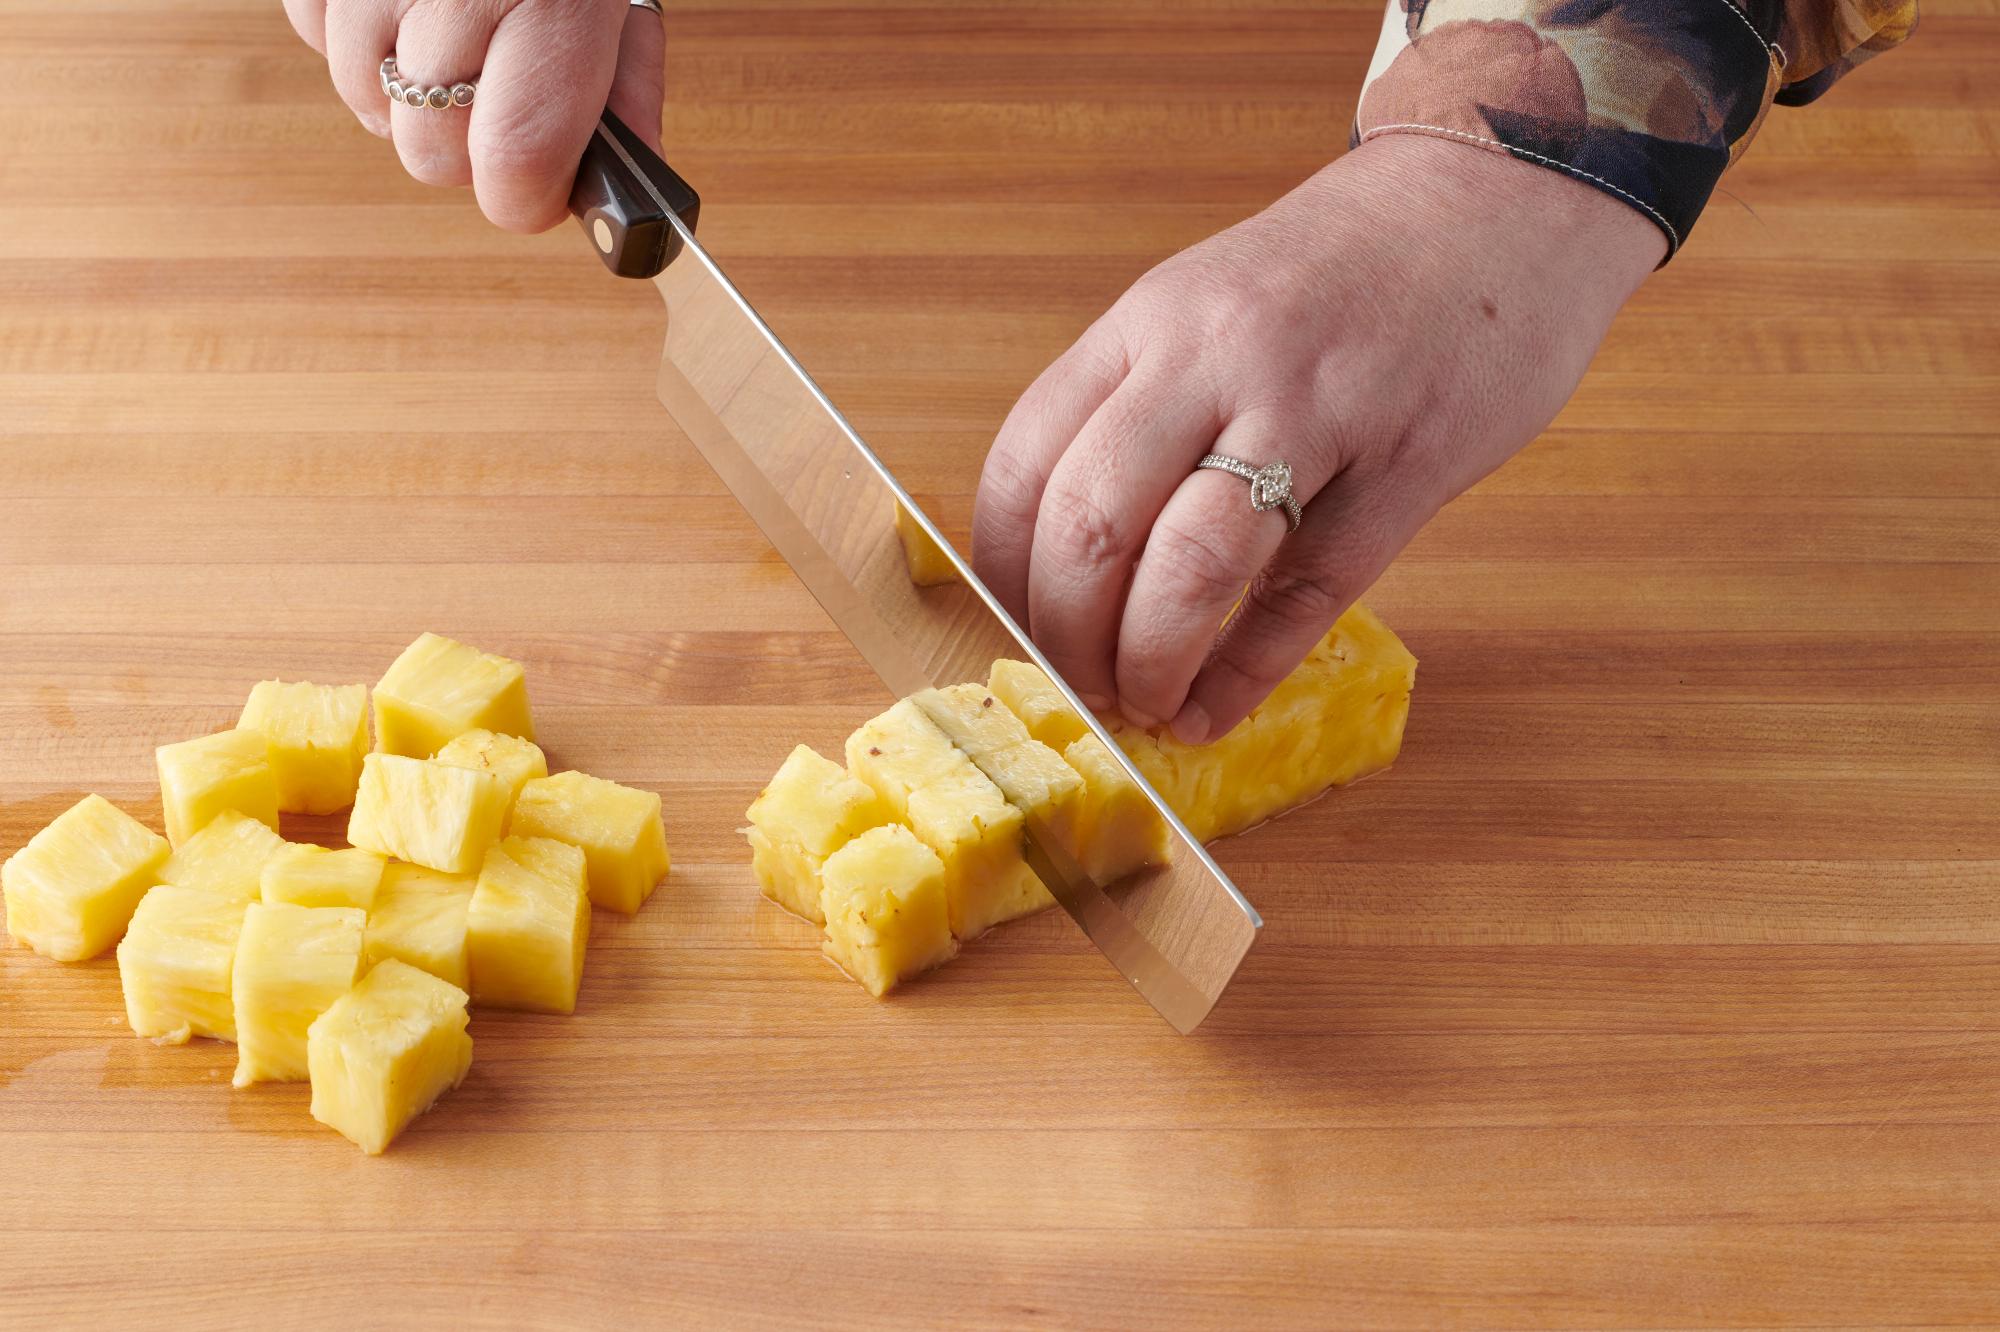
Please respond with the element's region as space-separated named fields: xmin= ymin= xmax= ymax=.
xmin=1170 ymin=702 xmax=1210 ymax=747
xmin=1120 ymin=704 xmax=1160 ymax=730
xmin=1080 ymin=693 xmax=1113 ymax=711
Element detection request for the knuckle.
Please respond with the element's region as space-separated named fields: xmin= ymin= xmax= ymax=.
xmin=1150 ymin=515 xmax=1252 ymax=607
xmin=1041 ymin=484 xmax=1141 ymax=571
xmin=1248 ymin=564 xmax=1347 ymax=630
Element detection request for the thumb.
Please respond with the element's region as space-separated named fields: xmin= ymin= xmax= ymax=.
xmin=607 ymin=6 xmax=667 ymax=154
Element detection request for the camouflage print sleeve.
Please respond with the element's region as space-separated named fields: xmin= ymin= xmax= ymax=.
xmin=1351 ymin=1 xmax=1919 ymax=260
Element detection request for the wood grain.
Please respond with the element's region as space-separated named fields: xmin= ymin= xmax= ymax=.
xmin=2 ymin=1 xmax=1996 ymax=1327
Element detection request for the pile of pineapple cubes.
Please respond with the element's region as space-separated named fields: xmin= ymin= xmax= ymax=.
xmin=1 ymin=633 xmax=671 ymax=1155
xmin=745 ymin=604 xmax=1418 ymax=997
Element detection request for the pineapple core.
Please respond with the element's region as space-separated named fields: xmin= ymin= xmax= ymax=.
xmin=509 ymin=771 xmax=670 ymax=916
xmin=373 ymin=632 xmax=535 ymax=759
xmin=231 ymin=901 xmax=366 ymax=1087
xmin=433 ymin=729 xmax=548 ymax=825
xmin=3 ymin=793 xmax=170 ymax=962
xmin=347 ymin=753 xmax=511 ymax=876
xmin=846 ymin=699 xmax=1049 ymax=941
xmin=117 ymin=885 xmax=248 ymax=1043
xmin=894 ymin=499 xmax=960 ymax=587
xmin=466 ymin=835 xmax=590 ymax=1014
xmin=308 ymin=959 xmax=472 ymax=1155
xmin=159 ymin=808 xmax=289 ymax=903
xmin=743 ymin=744 xmax=892 ymax=925
xmin=818 ymin=824 xmax=956 ymax=997
xmin=238 ymin=680 xmax=370 ymax=815
xmin=365 ymin=862 xmax=474 ymax=991
xmin=155 ymin=728 xmax=280 ymax=847
xmin=261 ymin=844 xmax=388 ymax=911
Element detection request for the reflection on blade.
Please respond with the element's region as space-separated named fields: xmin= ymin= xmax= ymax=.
xmin=651 ymin=212 xmax=1259 ymax=1032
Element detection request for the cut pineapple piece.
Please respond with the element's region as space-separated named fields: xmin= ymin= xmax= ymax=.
xmin=987 ymin=658 xmax=1090 ymax=752
xmin=1105 ymin=604 xmax=1416 ymax=842
xmin=116 ymin=885 xmax=248 ymax=1043
xmin=156 ymin=728 xmax=279 ymax=847
xmin=915 ymin=683 xmax=1086 ymax=853
xmin=231 ymin=901 xmax=366 ymax=1087
xmin=894 ymin=499 xmax=960 ymax=587
xmin=261 ymin=844 xmax=387 ymax=911
xmin=159 ymin=808 xmax=289 ymax=904
xmin=818 ymin=824 xmax=956 ymax=997
xmin=364 ymin=863 xmax=474 ymax=990
xmin=346 ymin=752 xmax=510 ymax=876
xmin=373 ymin=632 xmax=534 ymax=759
xmin=1061 ymin=733 xmax=1172 ymax=883
xmin=238 ymin=680 xmax=370 ymax=814
xmin=847 ymin=700 xmax=1048 ymax=940
xmin=508 ymin=771 xmax=670 ymax=915
xmin=742 ymin=744 xmax=891 ymax=925
xmin=2 ymin=794 xmax=170 ymax=962
xmin=308 ymin=958 xmax=472 ymax=1155
xmin=466 ymin=836 xmax=590 ymax=1014
xmin=433 ymin=728 xmax=547 ymax=825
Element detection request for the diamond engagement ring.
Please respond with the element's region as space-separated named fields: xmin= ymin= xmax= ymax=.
xmin=380 ymin=57 xmax=475 ymax=111
xmin=1195 ymin=454 xmax=1302 ymax=532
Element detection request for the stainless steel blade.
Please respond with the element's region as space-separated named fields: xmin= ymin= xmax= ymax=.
xmin=651 ymin=212 xmax=1260 ymax=1032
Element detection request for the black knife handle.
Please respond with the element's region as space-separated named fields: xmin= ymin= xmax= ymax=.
xmin=568 ymin=110 xmax=701 ymax=279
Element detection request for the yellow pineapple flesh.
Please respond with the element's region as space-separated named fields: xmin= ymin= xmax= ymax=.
xmin=986 ymin=658 xmax=1090 ymax=751
xmin=3 ymin=794 xmax=170 ymax=962
xmin=913 ymin=683 xmax=1086 ymax=854
xmin=818 ymin=824 xmax=956 ymax=997
xmin=1060 ymin=733 xmax=1173 ymax=883
xmin=466 ymin=835 xmax=590 ymax=1014
xmin=231 ymin=901 xmax=366 ymax=1087
xmin=1104 ymin=604 xmax=1416 ymax=842
xmin=845 ymin=699 xmax=1045 ymax=940
xmin=364 ymin=862 xmax=475 ymax=991
xmin=346 ymin=752 xmax=511 ymax=876
xmin=308 ymin=958 xmax=472 ymax=1155
xmin=373 ymin=632 xmax=534 ymax=759
xmin=508 ymin=770 xmax=670 ymax=915
xmin=159 ymin=808 xmax=289 ymax=904
xmin=260 ymin=844 xmax=387 ymax=911
xmin=894 ymin=500 xmax=960 ymax=587
xmin=433 ymin=728 xmax=548 ymax=826
xmin=743 ymin=744 xmax=891 ymax=925
xmin=117 ymin=885 xmax=248 ymax=1043
xmin=155 ymin=728 xmax=279 ymax=847
xmin=238 ymin=680 xmax=370 ymax=815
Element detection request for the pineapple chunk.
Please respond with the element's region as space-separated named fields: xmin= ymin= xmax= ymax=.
xmin=1061 ymin=733 xmax=1172 ymax=883
xmin=346 ymin=752 xmax=510 ymax=876
xmin=155 ymin=728 xmax=279 ymax=847
xmin=987 ymin=658 xmax=1090 ymax=751
xmin=238 ymin=680 xmax=370 ymax=815
xmin=818 ymin=824 xmax=956 ymax=997
xmin=2 ymin=794 xmax=170 ymax=962
xmin=373 ymin=632 xmax=534 ymax=759
xmin=894 ymin=499 xmax=960 ymax=587
xmin=158 ymin=809 xmax=289 ymax=904
xmin=433 ymin=728 xmax=548 ymax=825
xmin=915 ymin=683 xmax=1086 ymax=853
xmin=1106 ymin=604 xmax=1417 ymax=842
xmin=260 ymin=844 xmax=387 ymax=911
xmin=508 ymin=771 xmax=670 ymax=916
xmin=308 ymin=959 xmax=472 ymax=1155
xmin=466 ymin=836 xmax=590 ymax=1014
xmin=364 ymin=863 xmax=474 ymax=991
xmin=116 ymin=885 xmax=248 ymax=1043
xmin=231 ymin=901 xmax=366 ymax=1087
xmin=743 ymin=744 xmax=891 ymax=924
xmin=846 ymin=700 xmax=1046 ymax=941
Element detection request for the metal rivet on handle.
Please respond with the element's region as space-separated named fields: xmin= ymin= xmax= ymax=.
xmin=592 ymin=218 xmax=614 ymax=254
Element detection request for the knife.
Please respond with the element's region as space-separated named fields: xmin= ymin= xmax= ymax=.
xmin=568 ymin=112 xmax=1261 ymax=1032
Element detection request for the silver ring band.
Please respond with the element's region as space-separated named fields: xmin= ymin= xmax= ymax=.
xmin=381 ymin=57 xmax=475 ymax=110
xmin=1195 ymin=453 xmax=1302 ymax=532
xmin=630 ymin=0 xmax=665 ymax=15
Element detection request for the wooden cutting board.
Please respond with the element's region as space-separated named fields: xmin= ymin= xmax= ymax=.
xmin=2 ymin=2 xmax=1996 ymax=1327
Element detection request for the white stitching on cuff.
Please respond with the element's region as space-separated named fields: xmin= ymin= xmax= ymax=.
xmin=1358 ymin=121 xmax=1681 ymax=254
xmin=1705 ymin=0 xmax=1785 ymax=65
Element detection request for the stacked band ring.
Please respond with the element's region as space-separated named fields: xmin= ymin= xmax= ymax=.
xmin=380 ymin=57 xmax=475 ymax=110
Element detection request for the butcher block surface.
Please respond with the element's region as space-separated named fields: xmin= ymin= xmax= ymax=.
xmin=2 ymin=1 xmax=1997 ymax=1327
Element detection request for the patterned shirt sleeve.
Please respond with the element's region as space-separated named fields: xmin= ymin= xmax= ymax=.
xmin=1351 ymin=2 xmax=1919 ymax=259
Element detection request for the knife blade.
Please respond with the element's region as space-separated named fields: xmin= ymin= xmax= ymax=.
xmin=570 ymin=112 xmax=1260 ymax=1031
